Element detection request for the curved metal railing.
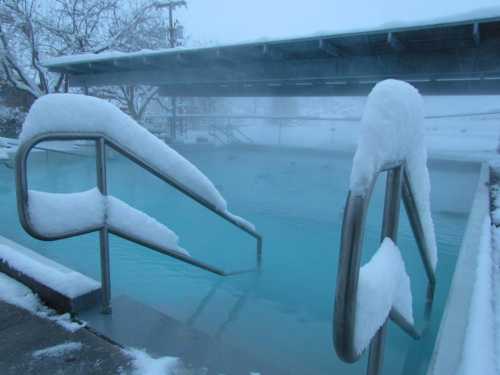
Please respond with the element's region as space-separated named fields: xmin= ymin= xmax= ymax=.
xmin=333 ymin=162 xmax=436 ymax=375
xmin=16 ymin=132 xmax=262 ymax=313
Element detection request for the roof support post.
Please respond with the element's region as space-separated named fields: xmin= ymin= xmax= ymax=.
xmin=473 ymin=23 xmax=481 ymax=46
xmin=319 ymin=39 xmax=340 ymax=56
xmin=387 ymin=32 xmax=405 ymax=51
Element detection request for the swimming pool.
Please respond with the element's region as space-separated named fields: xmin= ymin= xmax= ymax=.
xmin=0 ymin=144 xmax=480 ymax=374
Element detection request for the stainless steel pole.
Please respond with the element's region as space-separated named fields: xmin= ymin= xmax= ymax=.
xmin=96 ymin=138 xmax=112 ymax=314
xmin=366 ymin=165 xmax=402 ymax=375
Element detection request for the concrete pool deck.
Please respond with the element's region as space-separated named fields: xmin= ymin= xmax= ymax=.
xmin=0 ymin=270 xmax=286 ymax=374
xmin=0 ymin=299 xmax=132 ymax=374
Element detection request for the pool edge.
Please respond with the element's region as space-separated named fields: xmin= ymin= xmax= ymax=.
xmin=426 ymin=161 xmax=489 ymax=375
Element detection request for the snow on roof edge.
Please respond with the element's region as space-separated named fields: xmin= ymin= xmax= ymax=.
xmin=43 ymin=6 xmax=500 ymax=68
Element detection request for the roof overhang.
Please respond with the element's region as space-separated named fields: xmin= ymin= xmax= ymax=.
xmin=44 ymin=16 xmax=500 ymax=96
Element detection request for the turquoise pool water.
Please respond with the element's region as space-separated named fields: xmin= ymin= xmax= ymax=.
xmin=0 ymin=145 xmax=479 ymax=374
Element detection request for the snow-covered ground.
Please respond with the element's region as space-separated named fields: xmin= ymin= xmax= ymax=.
xmin=0 ymin=272 xmax=84 ymax=332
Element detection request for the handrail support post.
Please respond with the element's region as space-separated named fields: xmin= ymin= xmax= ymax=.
xmin=96 ymin=138 xmax=112 ymax=314
xmin=367 ymin=165 xmax=402 ymax=375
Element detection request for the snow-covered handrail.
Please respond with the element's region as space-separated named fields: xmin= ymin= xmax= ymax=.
xmin=15 ymin=94 xmax=262 ymax=313
xmin=16 ymin=131 xmax=263 ymax=311
xmin=333 ymin=80 xmax=437 ymax=374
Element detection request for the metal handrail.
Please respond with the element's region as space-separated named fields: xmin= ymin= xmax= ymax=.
xmin=333 ymin=162 xmax=436 ymax=375
xmin=16 ymin=131 xmax=263 ymax=313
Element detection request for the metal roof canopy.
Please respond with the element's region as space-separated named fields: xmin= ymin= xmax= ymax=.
xmin=45 ymin=16 xmax=500 ymax=96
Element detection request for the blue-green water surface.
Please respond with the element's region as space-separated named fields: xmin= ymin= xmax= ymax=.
xmin=0 ymin=145 xmax=479 ymax=374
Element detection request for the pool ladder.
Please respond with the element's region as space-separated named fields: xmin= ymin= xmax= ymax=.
xmin=15 ymin=132 xmax=262 ymax=313
xmin=334 ymin=162 xmax=436 ymax=375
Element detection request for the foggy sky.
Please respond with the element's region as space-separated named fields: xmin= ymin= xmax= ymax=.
xmin=177 ymin=0 xmax=500 ymax=46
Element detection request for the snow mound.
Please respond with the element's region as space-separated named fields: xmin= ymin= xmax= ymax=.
xmin=355 ymin=238 xmax=413 ymax=354
xmin=350 ymin=79 xmax=437 ymax=270
xmin=20 ymin=94 xmax=242 ymax=219
xmin=125 ymin=348 xmax=179 ymax=375
xmin=28 ymin=188 xmax=187 ymax=255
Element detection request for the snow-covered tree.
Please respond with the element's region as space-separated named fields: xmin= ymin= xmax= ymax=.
xmin=0 ymin=0 xmax=183 ymax=121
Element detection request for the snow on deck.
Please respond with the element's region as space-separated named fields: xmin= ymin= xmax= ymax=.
xmin=32 ymin=342 xmax=83 ymax=359
xmin=124 ymin=348 xmax=179 ymax=375
xmin=0 ymin=272 xmax=84 ymax=332
xmin=0 ymin=272 xmax=180 ymax=374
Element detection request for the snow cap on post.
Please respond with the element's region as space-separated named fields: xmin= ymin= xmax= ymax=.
xmin=349 ymin=79 xmax=437 ymax=270
xmin=350 ymin=79 xmax=424 ymax=195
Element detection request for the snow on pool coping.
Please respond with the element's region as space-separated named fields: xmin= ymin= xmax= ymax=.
xmin=0 ymin=235 xmax=100 ymax=299
xmin=444 ymin=167 xmax=500 ymax=375
xmin=350 ymin=79 xmax=437 ymax=271
xmin=20 ymin=94 xmax=255 ymax=232
xmin=455 ymin=216 xmax=496 ymax=375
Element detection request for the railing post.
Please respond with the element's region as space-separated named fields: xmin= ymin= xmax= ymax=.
xmin=96 ymin=138 xmax=112 ymax=314
xmin=366 ymin=165 xmax=402 ymax=375
xmin=171 ymin=97 xmax=177 ymax=141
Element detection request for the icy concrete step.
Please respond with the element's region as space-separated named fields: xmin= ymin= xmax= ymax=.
xmin=0 ymin=236 xmax=100 ymax=314
xmin=80 ymin=295 xmax=288 ymax=375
